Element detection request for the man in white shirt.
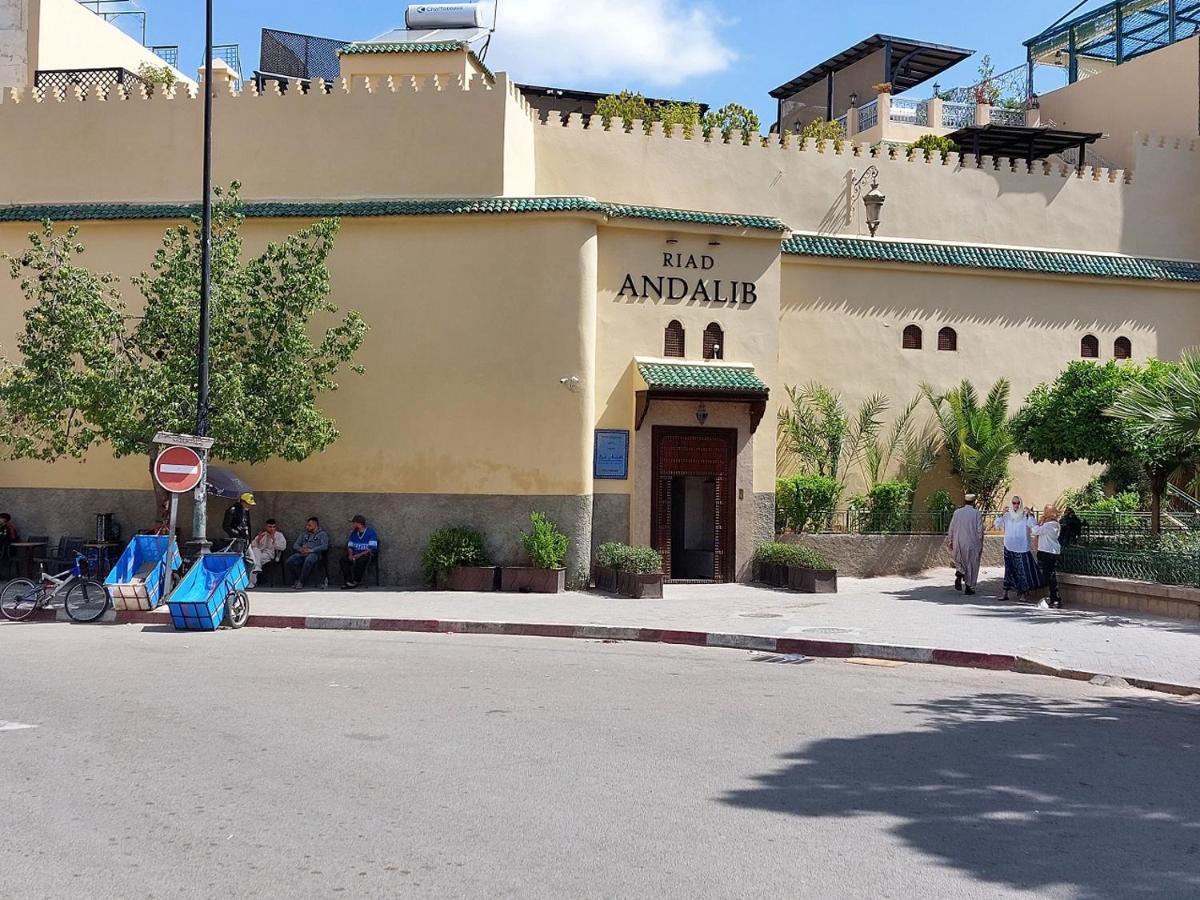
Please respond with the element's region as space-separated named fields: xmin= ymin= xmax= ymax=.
xmin=248 ymin=519 xmax=287 ymax=588
xmin=993 ymin=495 xmax=1041 ymax=601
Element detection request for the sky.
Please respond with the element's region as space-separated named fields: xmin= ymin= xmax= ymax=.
xmin=108 ymin=0 xmax=1109 ymax=123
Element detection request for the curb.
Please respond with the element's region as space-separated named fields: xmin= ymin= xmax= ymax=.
xmin=25 ymin=608 xmax=1183 ymax=698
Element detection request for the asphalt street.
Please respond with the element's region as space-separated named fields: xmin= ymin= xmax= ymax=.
xmin=2 ymin=623 xmax=1198 ymax=899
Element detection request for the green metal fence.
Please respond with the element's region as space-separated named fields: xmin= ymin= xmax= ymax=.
xmin=1059 ymin=545 xmax=1200 ymax=587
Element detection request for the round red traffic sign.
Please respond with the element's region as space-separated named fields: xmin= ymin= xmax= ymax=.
xmin=154 ymin=446 xmax=204 ymax=494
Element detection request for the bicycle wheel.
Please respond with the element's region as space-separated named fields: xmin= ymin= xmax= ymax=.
xmin=64 ymin=580 xmax=111 ymax=623
xmin=224 ymin=590 xmax=249 ymax=629
xmin=0 ymin=579 xmax=42 ymax=622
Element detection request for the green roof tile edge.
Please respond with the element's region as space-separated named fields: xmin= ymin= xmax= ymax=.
xmin=337 ymin=41 xmax=468 ymax=55
xmin=782 ymin=234 xmax=1200 ymax=284
xmin=637 ymin=362 xmax=769 ymax=393
xmin=0 ymin=199 xmax=782 ymax=231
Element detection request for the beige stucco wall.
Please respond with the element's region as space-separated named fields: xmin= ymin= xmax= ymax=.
xmin=0 ymin=0 xmax=31 ymax=91
xmin=36 ymin=0 xmax=190 ymax=86
xmin=337 ymin=49 xmax=482 ymax=83
xmin=780 ymin=256 xmax=1200 ymax=503
xmin=1039 ymin=36 xmax=1200 ymax=171
xmin=0 ymin=214 xmax=599 ymax=498
xmin=779 ymin=51 xmax=885 ymax=132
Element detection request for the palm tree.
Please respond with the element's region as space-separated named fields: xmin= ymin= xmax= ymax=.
xmin=924 ymin=379 xmax=1016 ymax=520
xmin=777 ymin=384 xmax=887 ymax=484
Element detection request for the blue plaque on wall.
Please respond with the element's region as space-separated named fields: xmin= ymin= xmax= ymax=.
xmin=594 ymin=430 xmax=630 ymax=480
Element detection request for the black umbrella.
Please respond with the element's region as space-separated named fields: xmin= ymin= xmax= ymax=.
xmin=206 ymin=465 xmax=253 ymax=500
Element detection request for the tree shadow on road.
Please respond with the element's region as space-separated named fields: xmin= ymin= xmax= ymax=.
xmin=722 ymin=692 xmax=1200 ymax=898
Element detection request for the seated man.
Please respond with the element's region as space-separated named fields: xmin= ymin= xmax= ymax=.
xmin=248 ymin=519 xmax=287 ymax=588
xmin=340 ymin=515 xmax=379 ymax=589
xmin=285 ymin=517 xmax=330 ymax=589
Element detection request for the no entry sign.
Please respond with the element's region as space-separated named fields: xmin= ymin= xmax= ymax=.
xmin=154 ymin=446 xmax=204 ymax=494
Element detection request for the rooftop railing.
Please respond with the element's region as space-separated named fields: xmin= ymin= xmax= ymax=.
xmin=857 ymin=98 xmax=878 ymax=131
xmin=33 ymin=67 xmax=145 ymax=96
xmin=889 ymin=96 xmax=929 ymax=126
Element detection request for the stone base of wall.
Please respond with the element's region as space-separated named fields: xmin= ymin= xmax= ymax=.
xmin=1058 ymin=573 xmax=1200 ymax=620
xmin=0 ymin=486 xmax=595 ymax=588
xmin=781 ymin=533 xmax=1004 ymax=578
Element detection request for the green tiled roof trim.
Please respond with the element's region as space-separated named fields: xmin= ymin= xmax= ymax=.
xmin=606 ymin=204 xmax=786 ymax=232
xmin=638 ymin=362 xmax=768 ymax=394
xmin=783 ymin=234 xmax=1200 ymax=284
xmin=338 ymin=41 xmax=468 ymax=54
xmin=0 ymin=198 xmax=783 ymax=231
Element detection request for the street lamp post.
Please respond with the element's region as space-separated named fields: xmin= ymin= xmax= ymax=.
xmin=192 ymin=0 xmax=214 ymax=551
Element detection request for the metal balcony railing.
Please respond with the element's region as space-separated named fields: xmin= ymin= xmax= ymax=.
xmin=889 ymin=97 xmax=929 ymax=126
xmin=941 ymin=101 xmax=975 ymax=128
xmin=34 ymin=67 xmax=145 ymax=96
xmin=989 ymin=106 xmax=1027 ymax=126
xmin=857 ymin=99 xmax=878 ymax=131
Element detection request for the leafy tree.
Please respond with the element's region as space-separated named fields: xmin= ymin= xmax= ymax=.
xmin=777 ymin=383 xmax=887 ymax=484
xmin=908 ymin=133 xmax=959 ymax=161
xmin=702 ymin=102 xmax=762 ymax=144
xmin=924 ymin=379 xmax=1015 ymax=519
xmin=1011 ymin=360 xmax=1191 ymax=532
xmin=973 ymin=54 xmax=1001 ymax=106
xmin=860 ymin=394 xmax=941 ymax=492
xmin=0 ymin=184 xmax=367 ymax=509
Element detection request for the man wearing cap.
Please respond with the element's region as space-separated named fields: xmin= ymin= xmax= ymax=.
xmin=222 ymin=492 xmax=255 ymax=552
xmin=946 ymin=493 xmax=983 ymax=596
xmin=340 ymin=515 xmax=379 ymax=589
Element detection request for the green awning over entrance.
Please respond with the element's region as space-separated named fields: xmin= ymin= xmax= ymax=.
xmin=636 ymin=362 xmax=769 ymax=395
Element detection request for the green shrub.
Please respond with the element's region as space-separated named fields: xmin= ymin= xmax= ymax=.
xmin=908 ymin=133 xmax=959 ymax=160
xmin=753 ymin=542 xmax=830 ymax=570
xmin=855 ymin=481 xmax=914 ymax=533
xmin=521 ymin=512 xmax=569 ymax=569
xmin=926 ymin=489 xmax=956 ymax=528
xmin=421 ymin=526 xmax=491 ymax=584
xmin=776 ymin=474 xmax=842 ymax=533
xmin=595 ymin=542 xmax=663 ymax=574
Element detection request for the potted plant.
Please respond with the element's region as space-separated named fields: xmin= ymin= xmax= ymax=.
xmin=501 ymin=512 xmax=569 ymax=593
xmin=754 ymin=542 xmax=797 ymax=588
xmin=873 ymin=82 xmax=893 ymax=95
xmin=615 ymin=546 xmax=664 ymax=599
xmin=787 ymin=546 xmax=838 ymax=594
xmin=592 ymin=542 xmax=625 ymax=592
xmin=423 ymin=526 xmax=496 ymax=591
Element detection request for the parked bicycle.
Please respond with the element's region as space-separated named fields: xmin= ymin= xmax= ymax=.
xmin=0 ymin=552 xmax=112 ymax=623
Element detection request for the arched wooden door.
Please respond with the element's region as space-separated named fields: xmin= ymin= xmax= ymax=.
xmin=651 ymin=426 xmax=737 ymax=583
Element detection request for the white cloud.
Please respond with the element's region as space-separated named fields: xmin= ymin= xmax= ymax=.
xmin=489 ymin=0 xmax=737 ymax=88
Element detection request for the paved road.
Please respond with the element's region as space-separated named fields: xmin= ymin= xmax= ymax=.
xmin=239 ymin=568 xmax=1200 ymax=688
xmin=2 ymin=625 xmax=1198 ymax=899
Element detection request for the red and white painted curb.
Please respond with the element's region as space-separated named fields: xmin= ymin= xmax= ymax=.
xmin=15 ymin=607 xmax=1196 ymax=698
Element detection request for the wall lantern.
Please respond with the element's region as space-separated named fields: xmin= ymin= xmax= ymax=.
xmin=853 ymin=165 xmax=886 ymax=238
xmin=848 ymin=91 xmax=858 ymax=108
xmin=696 ymin=403 xmax=709 ymax=425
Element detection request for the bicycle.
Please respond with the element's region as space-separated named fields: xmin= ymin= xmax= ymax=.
xmin=0 ymin=553 xmax=112 ymax=623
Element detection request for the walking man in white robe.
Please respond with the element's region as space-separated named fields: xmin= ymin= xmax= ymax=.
xmin=947 ymin=494 xmax=983 ymax=595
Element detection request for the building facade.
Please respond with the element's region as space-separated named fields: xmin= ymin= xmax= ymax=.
xmin=2 ymin=16 xmax=1200 ymax=584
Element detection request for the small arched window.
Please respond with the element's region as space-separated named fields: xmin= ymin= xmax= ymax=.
xmin=1114 ymin=336 xmax=1132 ymax=360
xmin=664 ymin=320 xmax=685 ymax=358
xmin=902 ymin=325 xmax=923 ymax=350
xmin=938 ymin=327 xmax=958 ymax=352
xmin=1081 ymin=334 xmax=1099 ymax=359
xmin=703 ymin=323 xmax=724 ymax=360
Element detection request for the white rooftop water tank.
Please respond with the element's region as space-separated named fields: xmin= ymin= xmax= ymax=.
xmin=404 ymin=4 xmax=487 ymax=30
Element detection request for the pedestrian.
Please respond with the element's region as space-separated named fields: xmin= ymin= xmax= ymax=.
xmin=993 ymin=495 xmax=1041 ymax=601
xmin=1032 ymin=504 xmax=1063 ymax=609
xmin=946 ymin=493 xmax=983 ymax=595
xmin=248 ymin=519 xmax=287 ymax=588
xmin=340 ymin=515 xmax=379 ymax=590
xmin=1060 ymin=506 xmax=1084 ymax=547
xmin=222 ymin=492 xmax=255 ymax=552
xmin=285 ymin=517 xmax=330 ymax=589
xmin=0 ymin=512 xmax=19 ymax=574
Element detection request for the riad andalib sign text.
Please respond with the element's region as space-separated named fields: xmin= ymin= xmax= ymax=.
xmin=618 ymin=252 xmax=757 ymax=305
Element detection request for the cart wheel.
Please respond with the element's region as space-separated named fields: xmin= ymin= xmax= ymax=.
xmin=0 ymin=579 xmax=41 ymax=622
xmin=65 ymin=580 xmax=112 ymax=623
xmin=225 ymin=590 xmax=250 ymax=629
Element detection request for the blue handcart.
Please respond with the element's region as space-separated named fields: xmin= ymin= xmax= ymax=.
xmin=166 ymin=552 xmax=251 ymax=631
xmin=105 ymin=535 xmax=182 ymax=612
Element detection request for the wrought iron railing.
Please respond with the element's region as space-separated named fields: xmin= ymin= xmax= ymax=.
xmin=34 ymin=67 xmax=145 ymax=96
xmin=815 ymin=509 xmax=953 ymax=535
xmin=889 ymin=97 xmax=929 ymax=126
xmin=151 ymin=45 xmax=179 ymax=67
xmin=1059 ymin=545 xmax=1200 ymax=587
xmin=857 ymin=99 xmax=878 ymax=131
xmin=834 ymin=112 xmax=848 ymax=133
xmin=989 ymin=106 xmax=1027 ymax=126
xmin=941 ymin=101 xmax=975 ymax=129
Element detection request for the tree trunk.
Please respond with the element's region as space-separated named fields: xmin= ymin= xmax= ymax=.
xmin=1150 ymin=471 xmax=1166 ymax=535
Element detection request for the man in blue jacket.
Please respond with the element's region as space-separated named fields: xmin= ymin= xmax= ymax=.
xmin=340 ymin=515 xmax=379 ymax=589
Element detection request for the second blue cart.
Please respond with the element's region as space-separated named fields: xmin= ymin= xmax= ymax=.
xmin=166 ymin=552 xmax=251 ymax=631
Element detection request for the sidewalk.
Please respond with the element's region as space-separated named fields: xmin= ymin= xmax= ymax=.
xmin=226 ymin=566 xmax=1200 ymax=692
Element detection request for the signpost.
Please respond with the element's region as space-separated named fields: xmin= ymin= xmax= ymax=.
xmin=153 ymin=433 xmax=215 ymax=567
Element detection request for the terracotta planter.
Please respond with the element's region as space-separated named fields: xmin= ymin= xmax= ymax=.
xmin=438 ymin=566 xmax=498 ymax=592
xmin=789 ymin=567 xmax=838 ymax=594
xmin=755 ymin=562 xmax=790 ymax=589
xmin=617 ymin=571 xmax=664 ymax=599
xmin=592 ymin=564 xmax=619 ymax=593
xmin=501 ymin=567 xmax=566 ymax=594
